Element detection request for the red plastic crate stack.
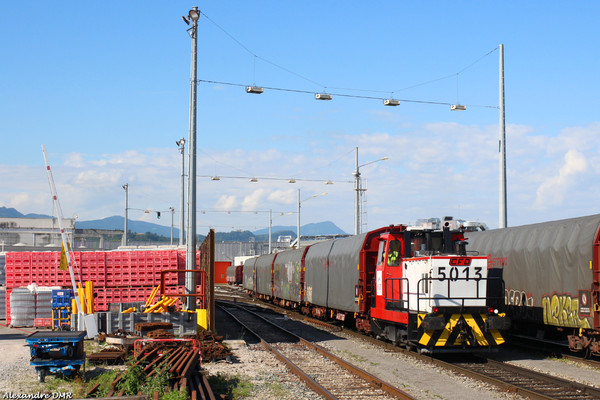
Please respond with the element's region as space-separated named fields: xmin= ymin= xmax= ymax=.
xmin=5 ymin=252 xmax=32 ymax=288
xmin=5 ymin=288 xmax=11 ymax=326
xmin=176 ymin=250 xmax=203 ymax=284
xmin=80 ymin=252 xmax=106 ymax=287
xmin=4 ymin=249 xmax=201 ymax=314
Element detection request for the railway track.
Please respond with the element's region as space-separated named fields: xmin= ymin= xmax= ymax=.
xmin=216 ymin=285 xmax=600 ymax=399
xmin=216 ymin=299 xmax=416 ymax=400
xmin=508 ymin=334 xmax=600 ymax=370
xmin=448 ymin=356 xmax=600 ymax=400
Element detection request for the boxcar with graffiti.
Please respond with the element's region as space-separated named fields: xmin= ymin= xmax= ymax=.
xmin=466 ymin=214 xmax=600 ymax=356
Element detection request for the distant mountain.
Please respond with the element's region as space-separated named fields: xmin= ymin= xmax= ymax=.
xmin=252 ymin=221 xmax=346 ymax=236
xmin=79 ymin=217 xmax=348 ymax=239
xmin=1 ymin=207 xmax=348 ymax=240
xmin=0 ymin=206 xmax=51 ymax=219
xmin=77 ymin=216 xmax=179 ymax=238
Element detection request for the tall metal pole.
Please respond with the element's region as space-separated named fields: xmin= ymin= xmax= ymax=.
xmin=122 ymin=183 xmax=128 ymax=246
xmin=185 ymin=7 xmax=200 ymax=311
xmin=499 ymin=44 xmax=507 ymax=228
xmin=268 ymin=209 xmax=272 ymax=254
xmin=297 ymin=189 xmax=301 ymax=249
xmin=177 ymin=138 xmax=186 ymax=245
xmin=170 ymin=207 xmax=175 ymax=245
xmin=353 ymin=147 xmax=360 ymax=235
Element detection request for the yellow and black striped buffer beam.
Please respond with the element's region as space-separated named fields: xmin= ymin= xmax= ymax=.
xmin=417 ymin=313 xmax=505 ymax=347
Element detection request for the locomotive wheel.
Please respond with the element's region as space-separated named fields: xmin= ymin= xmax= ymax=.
xmin=584 ymin=346 xmax=592 ymax=359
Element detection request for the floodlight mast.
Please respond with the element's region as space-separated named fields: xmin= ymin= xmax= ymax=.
xmin=354 ymin=147 xmax=388 ymax=234
xmin=122 ymin=183 xmax=128 ymax=246
xmin=176 ymin=138 xmax=186 ymax=246
xmin=184 ymin=6 xmax=200 ymax=311
xmin=499 ymin=43 xmax=507 ymax=228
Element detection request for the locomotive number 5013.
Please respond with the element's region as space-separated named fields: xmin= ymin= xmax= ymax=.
xmin=438 ymin=257 xmax=482 ymax=282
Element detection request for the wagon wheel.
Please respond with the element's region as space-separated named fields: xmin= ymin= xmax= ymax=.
xmin=584 ymin=345 xmax=592 ymax=359
xmin=37 ymin=369 xmax=46 ymax=383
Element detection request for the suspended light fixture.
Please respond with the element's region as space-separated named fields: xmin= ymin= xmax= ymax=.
xmin=249 ymin=177 xmax=258 ymax=182
xmin=383 ymin=99 xmax=401 ymax=106
xmin=450 ymin=104 xmax=466 ymax=111
xmin=288 ymin=178 xmax=296 ymax=183
xmin=315 ymin=93 xmax=332 ymax=100
xmin=246 ymin=86 xmax=264 ymax=94
xmin=211 ymin=176 xmax=221 ymax=181
xmin=325 ymin=180 xmax=334 ymax=185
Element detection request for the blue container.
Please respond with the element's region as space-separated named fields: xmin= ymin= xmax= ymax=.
xmin=51 ymin=289 xmax=74 ymax=308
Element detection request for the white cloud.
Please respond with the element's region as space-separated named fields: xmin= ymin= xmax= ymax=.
xmin=535 ymin=149 xmax=588 ymax=208
xmin=8 ymin=192 xmax=46 ymax=211
xmin=74 ymin=170 xmax=122 ymax=188
xmin=215 ymin=195 xmax=237 ymax=211
xmin=64 ymin=153 xmax=85 ymax=168
xmin=268 ymin=189 xmax=296 ymax=204
xmin=242 ymin=189 xmax=267 ymax=211
xmin=4 ymin=120 xmax=600 ymax=233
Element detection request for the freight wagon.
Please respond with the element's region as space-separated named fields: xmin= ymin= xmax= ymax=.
xmin=466 ymin=214 xmax=600 ymax=356
xmin=226 ymin=264 xmax=243 ymax=285
xmin=244 ymin=224 xmax=509 ymax=353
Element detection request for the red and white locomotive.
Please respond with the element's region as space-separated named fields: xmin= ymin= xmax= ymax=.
xmin=244 ymin=224 xmax=509 ymax=353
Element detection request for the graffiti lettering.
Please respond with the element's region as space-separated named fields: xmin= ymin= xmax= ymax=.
xmin=487 ymin=254 xmax=508 ymax=268
xmin=505 ymin=289 xmax=534 ymax=307
xmin=542 ymin=294 xmax=591 ymax=329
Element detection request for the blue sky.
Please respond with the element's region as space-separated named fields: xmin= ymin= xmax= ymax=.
xmin=2 ymin=2 xmax=600 ymax=234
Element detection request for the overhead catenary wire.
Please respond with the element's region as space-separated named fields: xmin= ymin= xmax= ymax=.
xmin=197 ymin=79 xmax=497 ymax=109
xmin=201 ymin=12 xmax=324 ymax=88
xmin=199 ymin=144 xmax=357 ymax=185
xmin=200 ymin=11 xmax=499 ymax=108
xmin=197 ymin=174 xmax=353 ymax=184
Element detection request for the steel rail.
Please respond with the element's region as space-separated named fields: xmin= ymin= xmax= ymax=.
xmin=217 ymin=301 xmax=416 ymax=400
xmin=216 ymin=292 xmax=600 ymax=400
xmin=508 ymin=334 xmax=600 ymax=370
xmin=246 ymin=304 xmax=413 ymax=399
xmin=217 ymin=303 xmax=337 ymax=399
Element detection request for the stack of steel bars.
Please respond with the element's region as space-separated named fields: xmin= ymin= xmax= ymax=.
xmin=86 ymin=338 xmax=215 ymax=399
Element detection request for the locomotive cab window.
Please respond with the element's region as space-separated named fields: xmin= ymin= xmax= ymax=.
xmin=377 ymin=240 xmax=386 ymax=266
xmin=387 ymin=240 xmax=402 ymax=266
xmin=409 ymin=231 xmax=450 ymax=255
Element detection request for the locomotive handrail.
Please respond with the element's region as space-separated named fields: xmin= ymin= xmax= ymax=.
xmin=415 ymin=276 xmax=505 ymax=314
xmin=383 ymin=277 xmax=410 ymax=311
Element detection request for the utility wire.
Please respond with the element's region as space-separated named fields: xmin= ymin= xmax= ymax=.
xmin=201 ymin=11 xmax=498 ymax=104
xmin=197 ymin=79 xmax=498 ymax=109
xmin=202 ymin=12 xmax=324 ymax=88
xmin=393 ymin=47 xmax=499 ymax=93
xmin=197 ymin=174 xmax=353 ymax=184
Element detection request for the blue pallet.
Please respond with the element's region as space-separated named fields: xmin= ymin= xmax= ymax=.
xmin=51 ymin=289 xmax=74 ymax=308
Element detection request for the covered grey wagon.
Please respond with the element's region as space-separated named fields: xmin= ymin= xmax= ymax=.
xmin=466 ymin=214 xmax=600 ymax=355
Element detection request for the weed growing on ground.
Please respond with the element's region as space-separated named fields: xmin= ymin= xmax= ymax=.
xmin=141 ymin=362 xmax=171 ymax=397
xmin=162 ymin=390 xmax=190 ymax=400
xmin=85 ymin=369 xmax=120 ymax=397
xmin=116 ymin=363 xmax=145 ymax=395
xmin=208 ymin=373 xmax=254 ymax=400
xmin=264 ymin=380 xmax=287 ymax=398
